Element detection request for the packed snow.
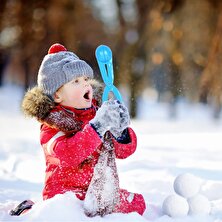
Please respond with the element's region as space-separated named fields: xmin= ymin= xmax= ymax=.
xmin=0 ymin=84 xmax=222 ymax=221
xmin=188 ymin=194 xmax=211 ymax=215
xmin=173 ymin=173 xmax=202 ymax=198
xmin=162 ymin=194 xmax=189 ymax=218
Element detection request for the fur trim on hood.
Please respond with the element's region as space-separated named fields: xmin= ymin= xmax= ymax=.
xmin=21 ymin=87 xmax=55 ymax=121
xmin=21 ymin=79 xmax=104 ymax=122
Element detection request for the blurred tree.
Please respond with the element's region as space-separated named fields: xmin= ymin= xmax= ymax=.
xmin=145 ymin=0 xmax=216 ymax=117
xmin=113 ymin=0 xmax=151 ymax=118
xmin=178 ymin=0 xmax=216 ymax=101
xmin=145 ymin=0 xmax=184 ymax=117
xmin=0 ymin=0 xmax=9 ymax=86
xmin=200 ymin=1 xmax=222 ymax=118
xmin=113 ymin=0 xmax=190 ymax=117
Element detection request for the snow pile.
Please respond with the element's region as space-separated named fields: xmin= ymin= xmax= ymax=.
xmin=16 ymin=192 xmax=146 ymax=222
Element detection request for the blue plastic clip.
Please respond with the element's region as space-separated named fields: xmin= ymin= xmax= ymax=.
xmin=95 ymin=45 xmax=122 ymax=103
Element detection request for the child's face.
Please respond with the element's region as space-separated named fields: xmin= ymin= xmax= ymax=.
xmin=54 ymin=76 xmax=93 ymax=109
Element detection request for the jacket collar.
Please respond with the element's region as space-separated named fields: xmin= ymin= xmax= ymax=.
xmin=59 ymin=104 xmax=97 ymax=122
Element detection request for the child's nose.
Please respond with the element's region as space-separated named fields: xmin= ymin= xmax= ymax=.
xmin=84 ymin=81 xmax=89 ymax=87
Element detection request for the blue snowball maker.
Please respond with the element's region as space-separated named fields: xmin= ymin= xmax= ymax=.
xmin=95 ymin=45 xmax=122 ymax=102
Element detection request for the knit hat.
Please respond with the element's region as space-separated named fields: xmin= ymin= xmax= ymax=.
xmin=37 ymin=43 xmax=94 ymax=97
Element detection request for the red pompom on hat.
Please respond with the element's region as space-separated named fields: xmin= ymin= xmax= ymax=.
xmin=48 ymin=43 xmax=67 ymax=54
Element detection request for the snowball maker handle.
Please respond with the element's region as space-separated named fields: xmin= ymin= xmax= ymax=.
xmin=95 ymin=45 xmax=122 ymax=102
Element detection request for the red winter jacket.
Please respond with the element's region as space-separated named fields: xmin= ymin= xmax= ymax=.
xmin=40 ymin=105 xmax=137 ymax=201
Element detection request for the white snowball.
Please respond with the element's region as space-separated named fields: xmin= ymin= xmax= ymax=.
xmin=162 ymin=194 xmax=189 ymax=218
xmin=174 ymin=173 xmax=202 ymax=198
xmin=188 ymin=194 xmax=211 ymax=215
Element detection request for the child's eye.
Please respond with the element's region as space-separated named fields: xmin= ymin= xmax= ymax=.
xmin=85 ymin=77 xmax=89 ymax=81
xmin=73 ymin=79 xmax=79 ymax=84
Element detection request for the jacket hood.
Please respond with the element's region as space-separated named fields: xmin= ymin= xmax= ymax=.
xmin=21 ymin=79 xmax=104 ymax=122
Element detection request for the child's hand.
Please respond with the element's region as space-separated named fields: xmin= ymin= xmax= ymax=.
xmin=90 ymin=100 xmax=129 ymax=137
xmin=109 ymin=102 xmax=130 ymax=138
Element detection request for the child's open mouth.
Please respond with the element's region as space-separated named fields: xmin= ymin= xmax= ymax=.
xmin=83 ymin=90 xmax=90 ymax=100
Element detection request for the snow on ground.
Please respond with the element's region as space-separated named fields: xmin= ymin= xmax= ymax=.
xmin=0 ymin=84 xmax=222 ymax=221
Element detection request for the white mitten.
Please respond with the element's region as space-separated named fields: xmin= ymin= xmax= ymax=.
xmin=110 ymin=102 xmax=130 ymax=138
xmin=90 ymin=100 xmax=129 ymax=137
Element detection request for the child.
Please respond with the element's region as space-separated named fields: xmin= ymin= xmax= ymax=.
xmin=20 ymin=43 xmax=146 ymax=216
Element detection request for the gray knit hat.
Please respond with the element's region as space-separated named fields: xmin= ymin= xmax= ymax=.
xmin=37 ymin=43 xmax=94 ymax=97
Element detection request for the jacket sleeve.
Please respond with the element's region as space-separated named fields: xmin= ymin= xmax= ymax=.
xmin=112 ymin=127 xmax=137 ymax=159
xmin=41 ymin=124 xmax=103 ymax=167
